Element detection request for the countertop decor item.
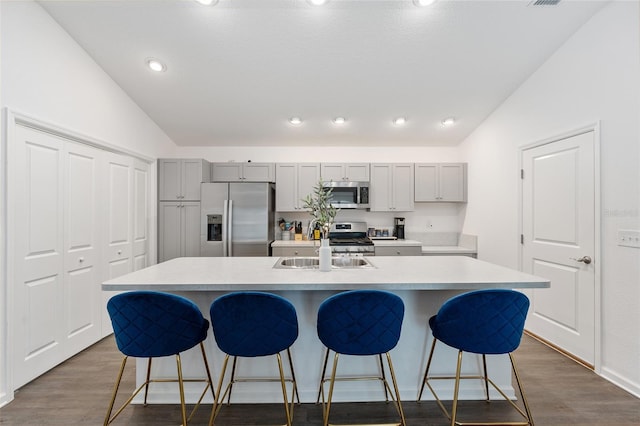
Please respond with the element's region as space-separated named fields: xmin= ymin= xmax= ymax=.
xmin=302 ymin=180 xmax=337 ymax=239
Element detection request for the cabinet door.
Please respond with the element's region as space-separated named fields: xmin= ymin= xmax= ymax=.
xmin=439 ymin=163 xmax=467 ymax=202
xmin=158 ymin=158 xmax=181 ymax=201
xmin=212 ymin=163 xmax=243 ymax=182
xmin=391 ymin=164 xmax=414 ymax=211
xmin=414 ymin=164 xmax=439 ymax=202
xmin=345 ymin=163 xmax=370 ymax=181
xmin=182 ymin=202 xmax=202 ymax=257
xmin=370 ymin=164 xmax=392 ymax=211
xmin=158 ymin=202 xmax=182 ymax=262
xmin=297 ymin=163 xmax=321 ymax=209
xmin=375 ymin=246 xmax=421 ymax=256
xmin=243 ymin=163 xmax=275 ymax=182
xmin=276 ymin=164 xmax=298 ymax=211
xmin=181 ymin=159 xmax=205 ymax=200
xmin=321 ymin=163 xmax=345 ymax=182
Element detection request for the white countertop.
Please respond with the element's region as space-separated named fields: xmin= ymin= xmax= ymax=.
xmin=103 ymin=256 xmax=548 ymax=291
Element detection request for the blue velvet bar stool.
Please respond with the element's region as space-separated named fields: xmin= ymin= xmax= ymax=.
xmin=104 ymin=291 xmax=214 ymax=426
xmin=316 ymin=290 xmax=406 ymax=426
xmin=417 ymin=289 xmax=534 ymax=426
xmin=208 ymin=292 xmax=299 ymax=426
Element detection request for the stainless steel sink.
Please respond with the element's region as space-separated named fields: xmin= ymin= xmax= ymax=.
xmin=274 ymin=256 xmax=375 ymax=269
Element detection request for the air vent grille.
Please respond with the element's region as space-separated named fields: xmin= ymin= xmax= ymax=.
xmin=529 ymin=0 xmax=561 ymax=6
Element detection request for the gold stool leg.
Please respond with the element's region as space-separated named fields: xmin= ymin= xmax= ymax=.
xmin=143 ymin=357 xmax=152 ymax=406
xmin=385 ymin=352 xmax=406 ymax=426
xmin=286 ymin=348 xmax=300 ymax=404
xmin=186 ymin=342 xmax=216 ymax=423
xmin=418 ymin=337 xmax=438 ymax=401
xmin=450 ymin=350 xmax=464 ymax=426
xmin=323 ymin=352 xmax=340 ymax=426
xmin=226 ymin=356 xmax=238 ymax=405
xmin=276 ymin=353 xmax=293 ymax=426
xmin=209 ymin=354 xmax=231 ymax=426
xmin=104 ymin=356 xmax=128 ymax=426
xmin=510 ymin=353 xmax=534 ymax=426
xmin=176 ymin=354 xmax=188 ymax=426
xmin=482 ymin=354 xmax=490 ymax=402
xmin=378 ymin=353 xmax=390 ymax=402
xmin=316 ymin=347 xmax=330 ymax=404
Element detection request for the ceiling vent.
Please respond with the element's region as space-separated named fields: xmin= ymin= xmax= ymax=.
xmin=529 ymin=0 xmax=561 ymax=6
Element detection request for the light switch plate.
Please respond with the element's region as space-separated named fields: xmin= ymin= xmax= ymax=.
xmin=618 ymin=229 xmax=640 ymax=248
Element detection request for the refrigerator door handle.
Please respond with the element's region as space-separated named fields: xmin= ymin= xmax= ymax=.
xmin=227 ymin=200 xmax=233 ymax=257
xmin=222 ymin=200 xmax=229 ymax=257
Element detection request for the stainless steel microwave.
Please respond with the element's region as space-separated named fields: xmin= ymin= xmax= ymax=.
xmin=323 ymin=181 xmax=370 ymax=209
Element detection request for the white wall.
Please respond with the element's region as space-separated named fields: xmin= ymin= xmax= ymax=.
xmin=459 ymin=1 xmax=640 ymax=396
xmin=0 ymin=0 xmax=179 ymax=406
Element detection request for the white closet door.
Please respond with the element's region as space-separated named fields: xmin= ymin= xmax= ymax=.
xmin=11 ymin=125 xmax=65 ymax=388
xmin=101 ymin=152 xmax=133 ymax=336
xmin=63 ymin=141 xmax=102 ymax=355
xmin=132 ymin=159 xmax=149 ymax=271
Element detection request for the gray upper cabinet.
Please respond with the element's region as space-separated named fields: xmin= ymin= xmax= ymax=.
xmin=211 ymin=162 xmax=275 ymax=182
xmin=415 ymin=163 xmax=467 ymax=202
xmin=276 ymin=163 xmax=321 ymax=212
xmin=158 ymin=158 xmax=210 ymax=201
xmin=321 ymin=163 xmax=370 ymax=182
xmin=370 ymin=163 xmax=415 ymax=212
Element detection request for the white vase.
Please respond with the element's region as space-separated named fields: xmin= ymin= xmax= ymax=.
xmin=319 ymin=238 xmax=331 ymax=272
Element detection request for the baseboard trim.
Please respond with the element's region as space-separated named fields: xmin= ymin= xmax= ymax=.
xmin=523 ymin=330 xmax=594 ymax=370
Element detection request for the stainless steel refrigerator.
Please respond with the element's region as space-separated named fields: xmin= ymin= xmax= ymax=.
xmin=200 ymin=182 xmax=275 ymax=257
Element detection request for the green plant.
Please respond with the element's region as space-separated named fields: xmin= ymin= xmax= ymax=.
xmin=302 ymin=180 xmax=338 ymax=239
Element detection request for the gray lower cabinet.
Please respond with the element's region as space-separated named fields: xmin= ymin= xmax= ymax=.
xmin=272 ymin=246 xmax=318 ymax=257
xmin=158 ymin=201 xmax=201 ymax=262
xmin=375 ymin=246 xmax=421 ymax=256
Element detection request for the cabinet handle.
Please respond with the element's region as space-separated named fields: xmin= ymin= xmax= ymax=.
xmin=78 ymin=257 xmax=84 ymax=263
xmin=396 ymin=250 xmax=401 ymax=255
xmin=117 ymin=250 xmax=122 ymax=255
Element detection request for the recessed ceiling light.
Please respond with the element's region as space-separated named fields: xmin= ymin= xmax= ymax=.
xmin=289 ymin=117 xmax=303 ymax=125
xmin=413 ymin=0 xmax=437 ymax=7
xmin=195 ymin=0 xmax=218 ymax=5
xmin=333 ymin=117 xmax=346 ymax=125
xmin=393 ymin=117 xmax=407 ymax=126
xmin=441 ymin=117 xmax=457 ymax=127
xmin=308 ymin=0 xmax=329 ymax=6
xmin=146 ymin=58 xmax=166 ymax=72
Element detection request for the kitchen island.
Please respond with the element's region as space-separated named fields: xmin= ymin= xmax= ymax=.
xmin=103 ymin=256 xmax=549 ymax=405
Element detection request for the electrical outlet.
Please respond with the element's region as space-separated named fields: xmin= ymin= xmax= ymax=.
xmin=618 ymin=229 xmax=640 ymax=248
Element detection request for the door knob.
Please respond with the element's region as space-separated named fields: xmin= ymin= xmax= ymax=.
xmin=571 ymin=256 xmax=592 ymax=265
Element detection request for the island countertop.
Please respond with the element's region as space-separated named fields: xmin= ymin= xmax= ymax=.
xmin=102 ymin=256 xmax=549 ymax=291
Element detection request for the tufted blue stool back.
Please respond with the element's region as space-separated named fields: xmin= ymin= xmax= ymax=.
xmin=317 ymin=290 xmax=404 ymax=356
xmin=429 ymin=289 xmax=530 ymax=354
xmin=107 ymin=290 xmax=209 ymax=358
xmin=210 ymin=292 xmax=298 ymax=357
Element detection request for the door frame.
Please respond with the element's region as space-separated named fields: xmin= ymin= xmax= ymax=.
xmin=1 ymin=109 xmax=154 ymax=407
xmin=518 ymin=122 xmax=602 ymax=373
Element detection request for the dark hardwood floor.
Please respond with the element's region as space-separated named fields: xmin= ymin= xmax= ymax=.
xmin=1 ymin=335 xmax=638 ymax=425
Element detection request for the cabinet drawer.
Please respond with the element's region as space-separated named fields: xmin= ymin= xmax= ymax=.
xmin=375 ymin=246 xmax=421 ymax=256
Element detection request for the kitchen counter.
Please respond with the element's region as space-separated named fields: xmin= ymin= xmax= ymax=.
xmin=102 ymin=256 xmax=548 ymax=405
xmin=103 ymin=256 xmax=547 ymax=291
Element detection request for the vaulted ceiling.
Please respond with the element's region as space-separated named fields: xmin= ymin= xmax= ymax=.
xmin=39 ymin=0 xmax=607 ymax=146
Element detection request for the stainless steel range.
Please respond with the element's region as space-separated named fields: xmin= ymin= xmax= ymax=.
xmin=328 ymin=221 xmax=375 ymax=256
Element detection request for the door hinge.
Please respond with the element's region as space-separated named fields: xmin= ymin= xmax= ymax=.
xmin=520 ymin=234 xmax=524 ymax=244
xmin=520 ymin=169 xmax=524 ymax=179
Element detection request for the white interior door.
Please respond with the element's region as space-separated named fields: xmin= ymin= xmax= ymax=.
xmin=63 ymin=141 xmax=102 ymax=355
xmin=11 ymin=125 xmax=66 ymax=387
xmin=521 ymin=130 xmax=596 ymax=366
xmin=132 ymin=159 xmax=149 ymax=271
